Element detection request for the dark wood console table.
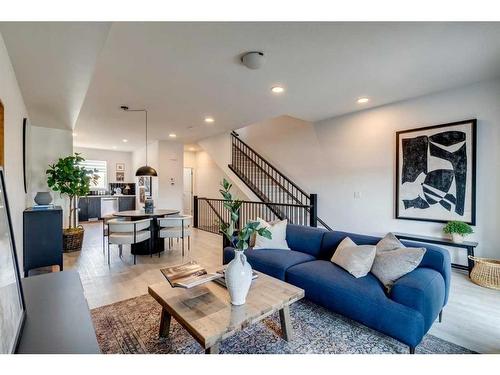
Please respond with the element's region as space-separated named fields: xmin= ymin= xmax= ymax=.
xmin=394 ymin=233 xmax=478 ymax=275
xmin=16 ymin=271 xmax=100 ymax=354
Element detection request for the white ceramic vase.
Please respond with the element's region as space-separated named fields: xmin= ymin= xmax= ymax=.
xmin=225 ymin=250 xmax=253 ymax=305
xmin=451 ymin=233 xmax=464 ymax=243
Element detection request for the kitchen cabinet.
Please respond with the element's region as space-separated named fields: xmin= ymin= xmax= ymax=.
xmin=87 ymin=197 xmax=101 ymax=220
xmin=78 ymin=197 xmax=89 ymax=222
xmin=118 ymin=196 xmax=136 ymax=211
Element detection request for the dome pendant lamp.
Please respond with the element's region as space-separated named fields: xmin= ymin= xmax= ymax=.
xmin=120 ymin=106 xmax=158 ymax=177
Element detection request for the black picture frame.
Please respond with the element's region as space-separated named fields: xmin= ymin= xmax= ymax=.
xmin=0 ymin=168 xmax=26 ymax=353
xmin=395 ymin=119 xmax=477 ymax=225
xmin=23 ymin=118 xmax=28 ymax=194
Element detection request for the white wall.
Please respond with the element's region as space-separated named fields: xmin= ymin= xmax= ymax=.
xmin=29 ymin=125 xmax=73 ymax=226
xmin=157 ymin=141 xmax=184 ymax=211
xmin=189 ymin=150 xmax=248 ymax=200
xmin=0 ymin=33 xmax=28 ymax=264
xmin=233 ymin=80 xmax=500 ymax=264
xmin=197 ymin=133 xmax=258 ymax=200
xmin=132 ymin=141 xmax=184 ymax=211
xmin=74 ymin=146 xmax=134 ymax=184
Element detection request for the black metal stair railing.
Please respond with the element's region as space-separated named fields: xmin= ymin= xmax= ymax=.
xmin=193 ymin=196 xmax=313 ymax=235
xmin=228 ymin=131 xmax=332 ymax=231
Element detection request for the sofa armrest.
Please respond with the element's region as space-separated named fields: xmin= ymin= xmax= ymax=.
xmin=401 ymin=240 xmax=451 ymax=305
xmin=390 ymin=268 xmax=446 ymax=331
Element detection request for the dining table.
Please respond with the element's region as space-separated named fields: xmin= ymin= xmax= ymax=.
xmin=113 ymin=209 xmax=180 ymax=255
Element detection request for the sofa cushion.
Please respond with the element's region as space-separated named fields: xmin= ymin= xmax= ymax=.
xmin=286 ymin=260 xmax=426 ymax=347
xmin=286 ymin=224 xmax=328 ymax=258
xmin=223 ymin=247 xmax=315 ymax=280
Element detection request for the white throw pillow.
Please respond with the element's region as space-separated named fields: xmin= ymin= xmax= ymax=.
xmin=253 ymin=217 xmax=290 ymax=250
xmin=331 ymin=237 xmax=376 ymax=278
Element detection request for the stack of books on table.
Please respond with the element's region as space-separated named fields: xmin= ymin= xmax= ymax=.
xmin=160 ymin=261 xmax=222 ymax=289
xmin=32 ymin=204 xmax=55 ymax=210
xmin=213 ymin=266 xmax=259 ymax=288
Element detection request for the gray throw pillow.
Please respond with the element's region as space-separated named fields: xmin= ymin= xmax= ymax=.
xmin=376 ymin=232 xmax=404 ymax=252
xmin=331 ymin=237 xmax=376 ymax=278
xmin=371 ymin=233 xmax=426 ymax=290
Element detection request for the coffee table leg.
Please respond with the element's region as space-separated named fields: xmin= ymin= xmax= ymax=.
xmin=279 ymin=305 xmax=293 ymax=341
xmin=159 ymin=308 xmax=171 ymax=338
xmin=205 ymin=343 xmax=220 ymax=354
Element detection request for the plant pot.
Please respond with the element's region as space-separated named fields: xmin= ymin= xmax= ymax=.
xmin=225 ymin=249 xmax=252 ymax=305
xmin=63 ymin=226 xmax=85 ymax=252
xmin=451 ymin=233 xmax=464 ymax=244
xmin=34 ymin=191 xmax=53 ymax=205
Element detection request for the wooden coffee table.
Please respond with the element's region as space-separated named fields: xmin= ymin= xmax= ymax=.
xmin=148 ymin=272 xmax=305 ymax=354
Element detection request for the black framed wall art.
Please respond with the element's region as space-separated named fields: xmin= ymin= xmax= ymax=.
xmin=0 ymin=168 xmax=26 ymax=353
xmin=396 ymin=119 xmax=476 ymax=225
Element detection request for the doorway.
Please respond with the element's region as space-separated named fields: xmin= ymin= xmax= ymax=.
xmin=183 ymin=167 xmax=193 ymax=215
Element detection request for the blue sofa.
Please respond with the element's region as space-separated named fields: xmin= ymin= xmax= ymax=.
xmin=223 ymin=224 xmax=451 ymax=353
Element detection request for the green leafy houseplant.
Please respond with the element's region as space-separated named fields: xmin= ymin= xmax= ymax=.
xmin=218 ymin=178 xmax=271 ymax=250
xmin=46 ymin=153 xmax=99 ymax=231
xmin=443 ymin=221 xmax=474 ymax=237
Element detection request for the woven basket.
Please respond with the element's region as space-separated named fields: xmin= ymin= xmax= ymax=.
xmin=468 ymin=256 xmax=500 ymax=290
xmin=63 ymin=225 xmax=84 ymax=252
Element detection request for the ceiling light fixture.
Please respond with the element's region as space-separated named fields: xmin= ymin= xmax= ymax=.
xmin=72 ymin=132 xmax=77 ymax=136
xmin=169 ymin=133 xmax=177 ymax=138
xmin=204 ymin=117 xmax=215 ymax=123
xmin=357 ymin=97 xmax=370 ymax=104
xmin=121 ymin=105 xmax=158 ymax=177
xmin=271 ymin=86 xmax=285 ymax=94
xmin=122 ymin=139 xmax=128 ymax=143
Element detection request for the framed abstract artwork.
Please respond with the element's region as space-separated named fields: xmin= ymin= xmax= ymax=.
xmin=116 ymin=163 xmax=125 ymax=172
xmin=396 ymin=119 xmax=476 ymax=225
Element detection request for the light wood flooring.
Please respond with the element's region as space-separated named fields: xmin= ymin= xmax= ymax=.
xmin=65 ymin=221 xmax=500 ymax=354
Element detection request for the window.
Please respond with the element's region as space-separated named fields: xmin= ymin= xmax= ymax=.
xmin=79 ymin=159 xmax=107 ymax=189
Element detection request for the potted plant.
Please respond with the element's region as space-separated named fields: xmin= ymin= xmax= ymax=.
xmin=218 ymin=179 xmax=271 ymax=305
xmin=443 ymin=221 xmax=474 ymax=243
xmin=46 ymin=153 xmax=99 ymax=252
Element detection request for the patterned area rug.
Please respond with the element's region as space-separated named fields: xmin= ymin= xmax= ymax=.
xmin=91 ymin=294 xmax=474 ymax=354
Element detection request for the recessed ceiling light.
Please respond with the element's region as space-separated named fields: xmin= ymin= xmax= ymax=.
xmin=72 ymin=132 xmax=77 ymax=136
xmin=169 ymin=133 xmax=177 ymax=138
xmin=204 ymin=117 xmax=215 ymax=123
xmin=357 ymin=97 xmax=370 ymax=104
xmin=271 ymin=86 xmax=285 ymax=94
xmin=122 ymin=139 xmax=128 ymax=143
xmin=189 ymin=147 xmax=196 ymax=152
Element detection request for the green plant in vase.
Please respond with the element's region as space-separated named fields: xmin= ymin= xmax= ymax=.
xmin=46 ymin=153 xmax=99 ymax=251
xmin=218 ymin=178 xmax=271 ymax=250
xmin=443 ymin=221 xmax=473 ymax=243
xmin=218 ymin=178 xmax=271 ymax=305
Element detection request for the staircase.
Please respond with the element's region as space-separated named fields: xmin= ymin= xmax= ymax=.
xmin=228 ymin=131 xmax=332 ymax=231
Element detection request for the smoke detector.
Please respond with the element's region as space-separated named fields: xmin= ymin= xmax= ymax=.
xmin=241 ymin=51 xmax=265 ymax=70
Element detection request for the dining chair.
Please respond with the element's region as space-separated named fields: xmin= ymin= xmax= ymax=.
xmin=158 ymin=215 xmax=192 ymax=257
xmin=107 ymin=218 xmax=152 ymax=265
xmin=102 ymin=215 xmax=125 ymax=254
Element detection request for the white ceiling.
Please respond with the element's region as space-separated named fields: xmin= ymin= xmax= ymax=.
xmin=2 ymin=22 xmax=500 ymax=151
xmin=0 ymin=22 xmax=111 ymax=129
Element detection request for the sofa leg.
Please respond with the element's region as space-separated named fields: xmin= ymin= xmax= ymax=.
xmin=409 ymin=346 xmax=415 ymax=354
xmin=439 ymin=310 xmax=443 ymax=323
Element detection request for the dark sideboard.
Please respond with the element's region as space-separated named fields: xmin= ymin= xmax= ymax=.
xmin=23 ymin=207 xmax=63 ymax=277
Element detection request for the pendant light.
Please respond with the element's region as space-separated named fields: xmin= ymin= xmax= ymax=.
xmin=121 ymin=106 xmax=158 ymax=177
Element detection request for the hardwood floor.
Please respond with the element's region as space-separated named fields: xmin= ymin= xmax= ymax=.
xmin=65 ymin=221 xmax=500 ymax=354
